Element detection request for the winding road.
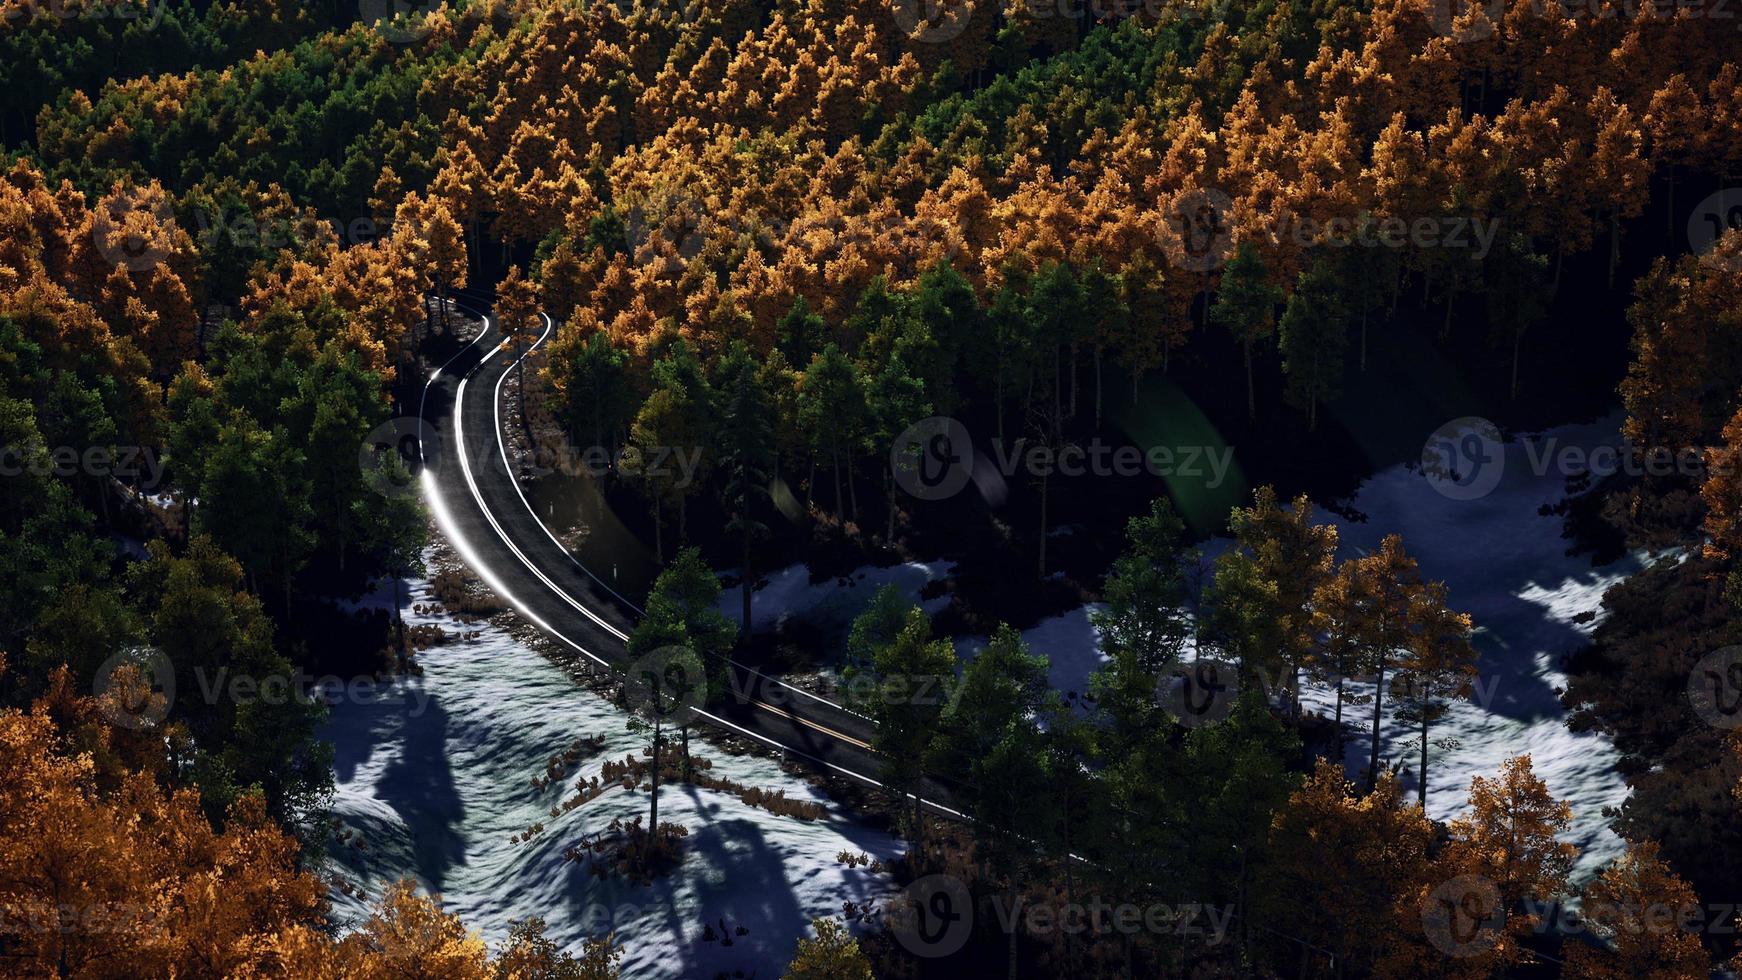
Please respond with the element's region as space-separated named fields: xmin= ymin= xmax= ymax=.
xmin=407 ymin=298 xmax=1344 ymax=969
xmin=413 ymin=297 xmax=962 ymax=820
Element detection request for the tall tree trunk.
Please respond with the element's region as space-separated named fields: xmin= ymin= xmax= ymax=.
xmin=647 ymin=718 xmax=661 ymax=867
xmin=912 ymin=794 xmax=924 ymax=864
xmin=393 ymin=576 xmax=406 ymax=674
xmin=1608 ymin=212 xmax=1621 ymax=288
xmin=831 ymin=445 xmax=843 ymax=519
xmin=886 ymin=468 xmax=897 ymax=542
xmin=282 ymin=540 xmax=294 ymax=620
xmin=1333 ymin=676 xmax=1346 ymax=759
xmin=1093 ymin=346 xmax=1103 ymax=429
xmin=740 ymin=524 xmax=753 ymax=641
xmin=1243 ymin=336 xmax=1256 ymax=420
xmin=1511 ymin=328 xmax=1524 ymax=400
xmin=1037 ymin=470 xmax=1049 ymax=579
xmin=1368 ymin=663 xmax=1385 ymax=792
xmin=1236 ymin=845 xmax=1251 ymax=956
xmin=1062 ymin=818 xmax=1078 ymax=971
xmin=1359 ymin=305 xmax=1369 ymax=373
xmin=996 ymin=359 xmax=1006 ymax=444
xmin=1419 ymin=711 xmax=1430 ymax=806
xmin=593 ymin=385 xmax=604 ymax=459
xmin=1068 ymin=344 xmax=1078 ymax=417
xmin=847 ymin=456 xmax=859 ymax=525
xmin=1666 ymin=163 xmax=1676 ymax=236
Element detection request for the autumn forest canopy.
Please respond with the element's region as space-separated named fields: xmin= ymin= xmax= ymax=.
xmin=3 ymin=0 xmax=1742 ymax=974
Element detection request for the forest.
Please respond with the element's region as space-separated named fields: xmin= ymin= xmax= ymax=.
xmin=1 ymin=0 xmax=1740 ymax=975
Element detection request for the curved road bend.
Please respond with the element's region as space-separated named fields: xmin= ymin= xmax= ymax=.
xmin=415 ymin=301 xmax=963 ymax=820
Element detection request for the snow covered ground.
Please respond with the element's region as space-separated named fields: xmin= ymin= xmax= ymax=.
xmin=997 ymin=416 xmax=1642 ymax=882
xmin=725 ymin=559 xmax=955 ymax=654
xmin=1294 ymin=417 xmax=1640 ymax=881
xmin=321 ymin=572 xmax=904 ymax=978
xmin=730 ymin=418 xmax=1639 ymax=880
xmin=324 ymin=413 xmax=1641 ymax=968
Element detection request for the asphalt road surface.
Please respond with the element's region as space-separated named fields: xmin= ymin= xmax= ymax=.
xmin=415 ymin=298 xmax=962 ymax=820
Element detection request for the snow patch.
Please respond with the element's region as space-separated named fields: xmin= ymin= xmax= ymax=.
xmin=322 ymin=571 xmax=904 ymax=977
xmin=1005 ymin=416 xmax=1641 ymax=883
xmin=724 ymin=560 xmax=954 ymax=649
